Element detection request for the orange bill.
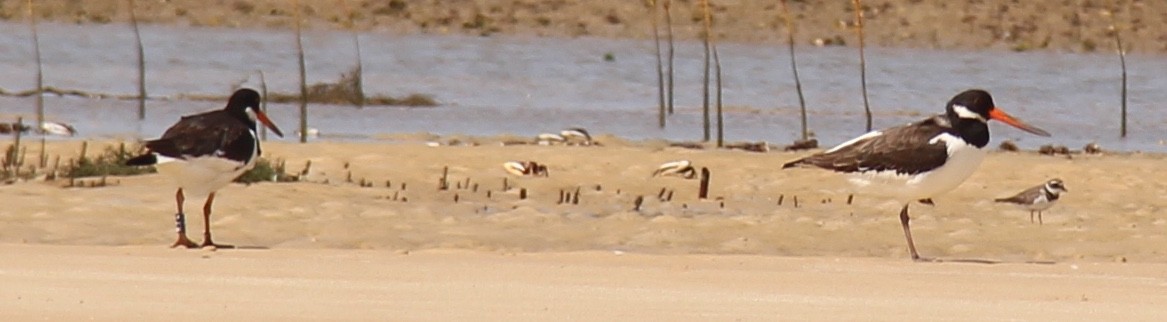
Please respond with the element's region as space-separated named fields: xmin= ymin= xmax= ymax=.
xmin=256 ymin=110 xmax=284 ymax=137
xmin=989 ymin=108 xmax=1050 ymax=137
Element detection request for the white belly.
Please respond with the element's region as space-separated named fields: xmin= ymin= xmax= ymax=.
xmin=1020 ymin=196 xmax=1056 ymax=212
xmin=155 ymin=155 xmax=255 ymax=197
xmin=848 ymin=134 xmax=987 ymax=202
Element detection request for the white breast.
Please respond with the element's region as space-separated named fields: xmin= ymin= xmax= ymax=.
xmin=847 ymin=133 xmax=986 ymax=202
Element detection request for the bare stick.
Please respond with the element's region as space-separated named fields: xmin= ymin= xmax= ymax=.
xmin=27 ymin=0 xmax=43 ymax=128
xmin=258 ymin=70 xmax=269 ymax=141
xmin=853 ymin=0 xmax=872 ymax=131
xmin=780 ymin=0 xmax=810 ymax=141
xmin=337 ymin=0 xmax=364 ymax=108
xmin=700 ymin=0 xmax=713 ymax=142
xmin=664 ymin=0 xmax=675 ymax=115
xmin=129 ymin=0 xmax=146 ymax=120
xmin=698 ymin=167 xmax=710 ymax=199
xmin=1112 ymin=25 xmax=1127 ymax=138
xmin=294 ymin=0 xmax=309 ymax=143
xmin=714 ymin=43 xmax=724 ymax=147
xmin=649 ymin=0 xmax=666 ymax=128
xmin=439 ymin=166 xmax=449 ymax=190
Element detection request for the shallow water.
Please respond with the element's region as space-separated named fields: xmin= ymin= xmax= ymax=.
xmin=0 ymin=22 xmax=1164 ymax=151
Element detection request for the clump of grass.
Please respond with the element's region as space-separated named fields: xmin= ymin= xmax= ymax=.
xmin=66 ymin=142 xmax=155 ymax=178
xmin=0 ymin=143 xmax=37 ymax=183
xmin=235 ymin=158 xmax=300 ymax=184
xmin=265 ymin=67 xmax=438 ymax=107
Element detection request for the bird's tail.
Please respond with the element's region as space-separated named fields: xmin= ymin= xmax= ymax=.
xmin=993 ymin=197 xmax=1016 ymax=203
xmin=125 ymin=154 xmax=158 ymax=166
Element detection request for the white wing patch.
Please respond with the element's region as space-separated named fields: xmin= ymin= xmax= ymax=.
xmin=825 ymin=131 xmax=883 ymax=154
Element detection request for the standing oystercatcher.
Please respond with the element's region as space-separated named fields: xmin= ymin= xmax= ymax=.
xmin=782 ymin=89 xmax=1050 ymax=261
xmin=994 ymin=179 xmax=1068 ymax=225
xmin=127 ymin=88 xmax=284 ymax=248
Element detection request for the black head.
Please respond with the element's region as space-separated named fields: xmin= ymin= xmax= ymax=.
xmin=944 ymin=89 xmax=1050 ymax=147
xmin=225 ymin=88 xmax=283 ymax=137
xmin=945 ymin=89 xmax=995 ymax=123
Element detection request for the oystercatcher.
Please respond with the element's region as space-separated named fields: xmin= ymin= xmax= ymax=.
xmin=126 ymin=88 xmax=284 ymax=248
xmin=782 ymin=89 xmax=1050 ymax=261
xmin=994 ymin=179 xmax=1068 ymax=225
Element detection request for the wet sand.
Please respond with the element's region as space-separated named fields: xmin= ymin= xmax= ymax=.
xmin=3 ymin=244 xmax=1165 ymax=321
xmin=3 ymin=139 xmax=1167 ymax=318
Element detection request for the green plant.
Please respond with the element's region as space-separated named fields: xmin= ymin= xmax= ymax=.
xmin=66 ymin=143 xmax=155 ymax=178
xmin=235 ymin=158 xmax=299 ymax=184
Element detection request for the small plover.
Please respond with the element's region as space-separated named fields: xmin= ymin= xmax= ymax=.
xmin=994 ymin=179 xmax=1068 ymax=225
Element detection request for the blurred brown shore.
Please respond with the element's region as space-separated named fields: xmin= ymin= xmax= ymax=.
xmin=3 ymin=0 xmax=1166 ymax=54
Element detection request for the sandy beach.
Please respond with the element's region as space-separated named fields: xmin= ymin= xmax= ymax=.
xmin=3 ymin=244 xmax=1166 ymax=321
xmin=2 ymin=139 xmax=1167 ymax=319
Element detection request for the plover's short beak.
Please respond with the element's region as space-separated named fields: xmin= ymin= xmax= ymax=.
xmin=989 ymin=107 xmax=1051 ymax=137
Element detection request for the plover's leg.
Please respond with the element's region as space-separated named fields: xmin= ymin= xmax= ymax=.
xmin=171 ymin=188 xmax=197 ymax=248
xmin=1029 ymin=211 xmax=1035 ymax=223
xmin=1038 ymin=211 xmax=1043 ymax=225
xmin=199 ymin=192 xmax=234 ymax=249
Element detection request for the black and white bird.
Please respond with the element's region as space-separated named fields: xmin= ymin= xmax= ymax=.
xmin=126 ymin=88 xmax=284 ymax=249
xmin=782 ymin=89 xmax=1051 ymax=261
xmin=503 ymin=160 xmax=549 ymax=177
xmin=651 ymin=160 xmax=697 ymax=179
xmin=994 ymin=179 xmax=1068 ymax=225
xmin=560 ymin=127 xmax=593 ymax=145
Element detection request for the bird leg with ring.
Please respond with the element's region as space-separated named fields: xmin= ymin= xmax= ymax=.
xmin=171 ymin=188 xmax=198 ymax=248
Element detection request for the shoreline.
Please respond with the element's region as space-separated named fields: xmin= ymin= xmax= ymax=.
xmin=6 ymin=0 xmax=1167 ymax=54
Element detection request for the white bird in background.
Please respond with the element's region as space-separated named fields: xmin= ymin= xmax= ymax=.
xmin=651 ymin=160 xmax=697 ymax=179
xmin=503 ymin=160 xmax=549 ymax=177
xmin=39 ymin=122 xmax=77 ymax=136
xmin=559 ymin=127 xmax=592 ymax=145
xmin=535 ymin=133 xmax=566 ymax=145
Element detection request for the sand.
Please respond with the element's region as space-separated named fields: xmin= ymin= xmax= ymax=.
xmin=2 ymin=138 xmax=1167 ymax=319
xmin=2 ymin=244 xmax=1165 ymax=321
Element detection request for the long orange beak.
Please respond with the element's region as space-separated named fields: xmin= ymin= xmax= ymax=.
xmin=256 ymin=110 xmax=285 ymax=137
xmin=989 ymin=108 xmax=1050 ymax=137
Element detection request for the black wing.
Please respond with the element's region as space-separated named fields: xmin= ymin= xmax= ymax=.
xmin=782 ymin=115 xmax=953 ymax=175
xmin=145 ymin=110 xmax=257 ymax=163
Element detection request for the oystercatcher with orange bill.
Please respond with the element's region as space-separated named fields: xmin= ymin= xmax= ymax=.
xmin=127 ymin=88 xmax=284 ymax=248
xmin=783 ymin=89 xmax=1050 ymax=261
